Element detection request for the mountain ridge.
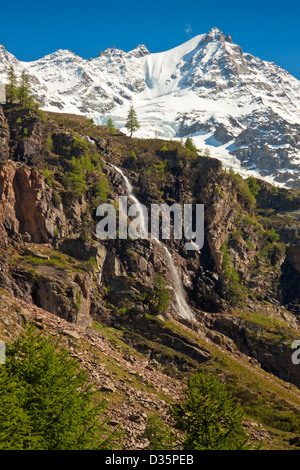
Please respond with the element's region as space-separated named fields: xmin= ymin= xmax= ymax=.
xmin=0 ymin=28 xmax=300 ymax=188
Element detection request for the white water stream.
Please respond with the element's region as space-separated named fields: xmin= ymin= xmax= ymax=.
xmin=111 ymin=164 xmax=195 ymax=322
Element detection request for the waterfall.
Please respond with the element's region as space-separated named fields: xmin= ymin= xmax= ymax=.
xmin=110 ymin=164 xmax=195 ymax=322
xmin=162 ymin=246 xmax=195 ymax=322
xmin=111 ymin=164 xmax=148 ymax=237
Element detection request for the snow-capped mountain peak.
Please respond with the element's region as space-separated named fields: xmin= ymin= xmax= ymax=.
xmin=126 ymin=44 xmax=150 ymax=58
xmin=1 ymin=29 xmax=300 ymax=187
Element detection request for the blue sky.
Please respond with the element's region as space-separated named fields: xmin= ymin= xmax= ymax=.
xmin=1 ymin=0 xmax=300 ymax=79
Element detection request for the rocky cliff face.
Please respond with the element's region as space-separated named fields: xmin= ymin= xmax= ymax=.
xmin=1 ymin=105 xmax=300 ymax=449
xmin=0 ymin=162 xmax=66 ymax=245
xmin=0 ymin=106 xmax=9 ymax=160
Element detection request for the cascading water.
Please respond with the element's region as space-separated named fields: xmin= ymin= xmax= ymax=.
xmin=110 ymin=164 xmax=195 ymax=322
xmin=112 ymin=165 xmax=148 ymax=237
xmin=161 ymin=246 xmax=195 ymax=322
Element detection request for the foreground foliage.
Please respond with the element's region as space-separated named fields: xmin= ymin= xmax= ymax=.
xmin=0 ymin=327 xmax=122 ymax=450
xmin=142 ymin=371 xmax=258 ymax=450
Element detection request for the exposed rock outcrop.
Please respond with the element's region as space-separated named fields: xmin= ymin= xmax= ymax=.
xmin=0 ymin=106 xmax=9 ymax=161
xmin=0 ymin=161 xmax=67 ymax=246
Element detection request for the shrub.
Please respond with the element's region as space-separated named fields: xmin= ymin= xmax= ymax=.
xmin=160 ymin=142 xmax=169 ymax=152
xmin=52 ymin=191 xmax=62 ymax=208
xmin=267 ymin=227 xmax=280 ymax=242
xmin=44 ymin=135 xmax=54 ymax=153
xmin=72 ymin=133 xmax=89 ymax=153
xmin=43 ymin=169 xmax=54 ymax=187
xmin=141 ymin=414 xmax=177 ymax=450
xmin=247 ymin=176 xmax=260 ymax=196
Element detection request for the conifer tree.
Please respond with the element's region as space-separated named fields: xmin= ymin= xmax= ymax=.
xmin=64 ymin=156 xmax=88 ymax=196
xmin=7 ymin=65 xmax=18 ymax=103
xmin=107 ymin=117 xmax=116 ymax=135
xmin=142 ymin=371 xmax=257 ymax=450
xmin=125 ymin=106 xmax=140 ymax=137
xmin=184 ymin=137 xmax=198 ymax=153
xmin=0 ymin=326 xmax=122 ymax=449
xmin=147 ymin=275 xmax=170 ymax=315
xmin=18 ymin=70 xmax=34 ymax=108
xmin=171 ymin=371 xmax=253 ymax=450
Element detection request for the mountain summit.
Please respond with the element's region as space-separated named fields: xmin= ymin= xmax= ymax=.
xmin=1 ymin=28 xmax=300 ymax=187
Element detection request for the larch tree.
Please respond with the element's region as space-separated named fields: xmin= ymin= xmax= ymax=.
xmin=0 ymin=326 xmax=122 ymax=450
xmin=107 ymin=117 xmax=116 ymax=135
xmin=142 ymin=371 xmax=258 ymax=450
xmin=125 ymin=106 xmax=140 ymax=137
xmin=18 ymin=70 xmax=34 ymax=108
xmin=7 ymin=65 xmax=18 ymax=103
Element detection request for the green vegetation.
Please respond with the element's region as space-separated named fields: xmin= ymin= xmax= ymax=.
xmin=146 ymin=158 xmax=168 ymax=186
xmin=52 ymin=190 xmax=62 ymax=208
xmin=172 ymin=371 xmax=256 ymax=449
xmin=203 ymin=148 xmax=211 ymax=157
xmin=221 ymin=242 xmax=246 ymax=305
xmin=142 ymin=371 xmax=257 ymax=450
xmin=228 ymin=168 xmax=256 ymax=210
xmin=71 ymin=132 xmax=89 ymax=154
xmin=238 ymin=310 xmax=294 ymax=344
xmin=24 ymin=254 xmax=68 ymax=270
xmin=157 ymin=315 xmax=300 ymax=446
xmin=107 ymin=117 xmax=116 ymax=135
xmin=6 ymin=65 xmax=18 ymax=104
xmin=18 ymin=71 xmax=31 ymax=107
xmin=146 ymin=275 xmax=171 ymax=315
xmin=267 ymin=227 xmax=280 ymax=242
xmin=21 ymin=249 xmax=84 ymax=272
xmin=184 ymin=137 xmax=198 ymax=153
xmin=160 ymin=141 xmax=169 ymax=152
xmin=203 ymin=354 xmax=300 ymax=442
xmin=256 ymin=210 xmax=297 ymax=233
xmin=141 ymin=414 xmax=178 ymax=450
xmin=0 ymin=326 xmax=121 ymax=450
xmin=247 ymin=176 xmax=260 ymax=196
xmin=75 ymin=290 xmax=82 ymax=311
xmin=125 ymin=106 xmax=140 ymax=137
xmin=63 ymin=155 xmax=91 ymax=196
xmin=94 ymin=168 xmax=110 ymax=203
xmin=2 ymin=86 xmax=300 ymax=452
xmin=255 ymin=236 xmax=285 ymax=267
xmin=44 ymin=135 xmax=54 ymax=154
xmin=6 ymin=66 xmax=38 ymax=108
xmin=60 ymin=133 xmax=110 ymax=200
xmin=43 ymin=168 xmax=54 ymax=187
